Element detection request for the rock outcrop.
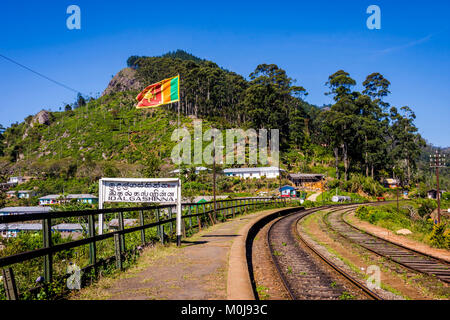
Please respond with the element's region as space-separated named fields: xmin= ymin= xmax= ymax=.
xmin=30 ymin=110 xmax=51 ymax=127
xmin=102 ymin=68 xmax=143 ymax=96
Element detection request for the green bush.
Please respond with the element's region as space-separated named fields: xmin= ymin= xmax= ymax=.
xmin=416 ymin=199 xmax=437 ymax=217
xmin=355 ymin=205 xmax=369 ymax=220
xmin=442 ymin=192 xmax=450 ymax=201
xmin=429 ymin=223 xmax=450 ymax=249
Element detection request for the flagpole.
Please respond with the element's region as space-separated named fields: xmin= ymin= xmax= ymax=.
xmin=176 ymin=75 xmax=182 ymax=246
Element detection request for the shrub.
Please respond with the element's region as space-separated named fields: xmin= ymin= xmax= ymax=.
xmin=355 ymin=206 xmax=370 ymax=220
xmin=341 ymin=174 xmax=383 ymax=196
xmin=416 ymin=199 xmax=437 ymax=218
xmin=429 ymin=223 xmax=450 ymax=249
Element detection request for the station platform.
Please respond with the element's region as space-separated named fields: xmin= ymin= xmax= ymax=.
xmin=72 ymin=208 xmax=286 ymax=300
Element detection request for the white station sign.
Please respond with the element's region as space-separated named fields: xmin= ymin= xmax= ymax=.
xmin=98 ymin=178 xmax=182 ymax=244
xmin=101 ymin=180 xmax=179 ymax=203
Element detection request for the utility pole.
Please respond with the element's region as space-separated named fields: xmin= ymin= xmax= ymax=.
xmin=278 ymin=164 xmax=281 ymax=197
xmin=213 ymin=136 xmax=217 ymax=223
xmin=430 ymin=151 xmax=446 ymax=224
xmin=396 ymin=187 xmax=399 ymax=213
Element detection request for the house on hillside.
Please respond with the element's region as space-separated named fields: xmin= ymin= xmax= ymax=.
xmin=170 ymin=167 xmax=210 ymax=175
xmin=6 ymin=191 xmax=17 ymax=198
xmin=279 ymin=185 xmax=298 ymax=198
xmin=18 ymin=190 xmax=37 ymax=199
xmin=8 ymin=176 xmax=33 ymax=185
xmin=52 ymin=223 xmax=85 ymax=239
xmin=427 ymin=189 xmax=446 ymax=200
xmin=0 ymin=206 xmax=52 ymax=216
xmin=39 ymin=194 xmax=98 ymax=206
xmin=38 ymin=194 xmax=64 ymax=205
xmin=0 ymin=223 xmax=42 ymax=238
xmin=223 ymin=167 xmax=284 ymax=179
xmin=0 ymin=222 xmax=86 ymax=239
xmin=382 ymin=178 xmax=400 ymax=189
xmin=288 ymin=173 xmax=325 ymax=190
xmin=8 ymin=177 xmax=25 ymax=184
xmin=66 ymin=194 xmax=98 ymax=204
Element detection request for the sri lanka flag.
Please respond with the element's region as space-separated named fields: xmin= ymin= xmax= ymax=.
xmin=136 ymin=75 xmax=180 ymax=108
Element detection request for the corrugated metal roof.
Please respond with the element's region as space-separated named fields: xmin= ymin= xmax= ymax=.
xmin=53 ymin=223 xmax=84 ymax=231
xmin=38 ymin=194 xmax=63 ymax=200
xmin=279 ymin=185 xmax=296 ymax=190
xmin=39 ymin=194 xmax=97 ymax=200
xmin=0 ymin=223 xmax=42 ymax=231
xmin=1 ymin=223 xmax=86 ymax=232
xmin=66 ymin=194 xmax=97 ymax=199
xmin=289 ymin=173 xmax=324 ymax=178
xmin=0 ymin=206 xmax=52 ymax=214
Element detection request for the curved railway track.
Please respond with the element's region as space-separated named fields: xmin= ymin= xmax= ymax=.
xmin=267 ymin=205 xmax=382 ymax=300
xmin=325 ymin=208 xmax=450 ymax=284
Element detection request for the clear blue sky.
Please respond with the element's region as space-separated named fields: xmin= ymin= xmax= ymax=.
xmin=0 ymin=0 xmax=449 ymax=147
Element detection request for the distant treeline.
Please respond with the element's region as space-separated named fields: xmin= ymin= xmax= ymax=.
xmin=127 ymin=50 xmax=428 ymax=185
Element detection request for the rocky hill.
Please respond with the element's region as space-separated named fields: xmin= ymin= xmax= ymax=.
xmin=102 ymin=67 xmax=143 ymax=97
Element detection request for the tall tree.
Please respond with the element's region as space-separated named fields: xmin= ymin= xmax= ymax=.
xmin=0 ymin=123 xmax=5 ymax=157
xmin=243 ymin=64 xmax=307 ymax=150
xmin=388 ymin=106 xmax=425 ymax=185
xmin=323 ymin=70 xmax=358 ymax=180
xmin=361 ymin=73 xmax=392 ymax=178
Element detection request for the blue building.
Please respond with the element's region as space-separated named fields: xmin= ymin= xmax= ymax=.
xmin=279 ymin=185 xmax=297 ymax=198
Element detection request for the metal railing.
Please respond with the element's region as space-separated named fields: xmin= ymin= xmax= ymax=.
xmin=0 ymin=197 xmax=293 ymax=299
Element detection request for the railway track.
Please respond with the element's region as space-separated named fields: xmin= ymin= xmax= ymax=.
xmin=267 ymin=205 xmax=382 ymax=300
xmin=325 ymin=208 xmax=450 ymax=284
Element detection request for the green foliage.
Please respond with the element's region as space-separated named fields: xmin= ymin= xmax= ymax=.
xmin=140 ymin=153 xmax=162 ymax=178
xmin=341 ymin=174 xmax=384 ymax=196
xmin=429 ymin=223 xmax=450 ymax=249
xmin=416 ymin=198 xmax=437 ymax=218
xmin=355 ymin=203 xmax=446 ymax=248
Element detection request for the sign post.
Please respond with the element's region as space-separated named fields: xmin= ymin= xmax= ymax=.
xmin=98 ymin=178 xmax=182 ymax=246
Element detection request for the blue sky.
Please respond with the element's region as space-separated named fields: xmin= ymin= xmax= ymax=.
xmin=0 ymin=0 xmax=449 ymax=146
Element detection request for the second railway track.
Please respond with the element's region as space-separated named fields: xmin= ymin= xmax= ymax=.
xmin=267 ymin=205 xmax=382 ymax=300
xmin=325 ymin=208 xmax=450 ymax=284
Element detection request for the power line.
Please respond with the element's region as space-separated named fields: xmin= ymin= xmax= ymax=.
xmin=0 ymin=53 xmax=85 ymax=95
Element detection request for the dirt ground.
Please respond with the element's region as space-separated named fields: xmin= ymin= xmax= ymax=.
xmin=71 ymin=210 xmax=276 ymax=300
xmin=298 ymin=210 xmax=449 ymax=300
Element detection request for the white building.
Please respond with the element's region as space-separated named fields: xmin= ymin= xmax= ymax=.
xmin=170 ymin=167 xmax=210 ymax=174
xmin=18 ymin=190 xmax=37 ymax=199
xmin=223 ymin=167 xmax=285 ymax=179
xmin=8 ymin=177 xmax=24 ymax=184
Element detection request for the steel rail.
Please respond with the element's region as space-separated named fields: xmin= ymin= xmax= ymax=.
xmin=267 ymin=203 xmax=383 ymax=300
xmin=326 ymin=206 xmax=450 ymax=284
xmin=293 ymin=211 xmax=383 ymax=300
